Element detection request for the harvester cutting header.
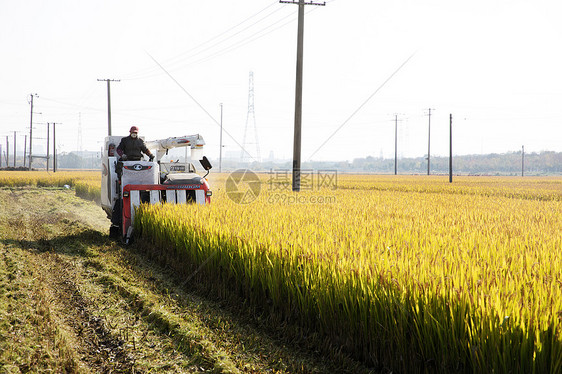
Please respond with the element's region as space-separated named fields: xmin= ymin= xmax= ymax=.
xmin=101 ymin=126 xmax=212 ymax=243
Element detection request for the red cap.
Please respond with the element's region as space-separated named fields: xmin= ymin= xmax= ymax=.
xmin=129 ymin=125 xmax=139 ymax=133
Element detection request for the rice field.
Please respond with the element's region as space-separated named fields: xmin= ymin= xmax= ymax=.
xmin=0 ymin=170 xmax=101 ymax=201
xmin=136 ymin=174 xmax=562 ymax=373
xmin=0 ymin=170 xmax=99 ymax=188
xmin=2 ymin=170 xmax=561 ymax=372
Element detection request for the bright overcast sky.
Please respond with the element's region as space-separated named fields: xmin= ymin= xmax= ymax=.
xmin=1 ymin=0 xmax=561 ymax=162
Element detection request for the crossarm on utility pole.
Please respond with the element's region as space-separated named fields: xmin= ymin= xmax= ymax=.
xmin=279 ymin=0 xmax=325 ymax=4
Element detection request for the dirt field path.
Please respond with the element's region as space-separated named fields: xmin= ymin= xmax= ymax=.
xmin=0 ymin=188 xmax=373 ymax=374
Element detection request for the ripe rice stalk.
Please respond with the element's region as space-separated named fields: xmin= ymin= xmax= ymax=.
xmin=135 ymin=176 xmax=562 ymax=372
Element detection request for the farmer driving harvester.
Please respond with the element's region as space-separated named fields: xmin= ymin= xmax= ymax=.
xmin=116 ymin=126 xmax=154 ymax=161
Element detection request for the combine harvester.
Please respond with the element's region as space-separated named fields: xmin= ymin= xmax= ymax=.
xmin=101 ymin=134 xmax=212 ymax=243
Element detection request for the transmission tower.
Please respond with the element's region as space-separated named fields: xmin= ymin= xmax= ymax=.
xmin=240 ymin=71 xmax=261 ymax=163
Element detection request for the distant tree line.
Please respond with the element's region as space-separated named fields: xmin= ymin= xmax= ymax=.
xmin=4 ymin=150 xmax=560 ymax=175
xmin=56 ymin=152 xmax=100 ymax=170
xmin=241 ymin=151 xmax=562 ymax=175
xmin=347 ymin=151 xmax=562 ymax=175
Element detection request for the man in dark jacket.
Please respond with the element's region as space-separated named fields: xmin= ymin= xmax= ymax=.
xmin=116 ymin=126 xmax=154 ymax=161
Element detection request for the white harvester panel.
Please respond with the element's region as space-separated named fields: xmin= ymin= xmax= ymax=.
xmin=130 ymin=190 xmax=141 ymax=225
xmin=195 ymin=190 xmax=205 ymax=205
xmin=121 ymin=161 xmax=158 ymax=194
xmin=101 ymin=135 xmax=128 ymax=216
xmin=149 ymin=190 xmax=160 ymax=204
xmin=176 ymin=190 xmax=187 ymax=203
xmin=101 ymin=156 xmax=119 ymax=210
xmin=167 ymin=190 xmax=177 ymax=204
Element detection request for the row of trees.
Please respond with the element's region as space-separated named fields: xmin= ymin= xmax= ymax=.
xmin=2 ymin=151 xmax=560 ymax=175
xmin=349 ymin=151 xmax=562 ymax=175
xmin=242 ymin=151 xmax=561 ymax=175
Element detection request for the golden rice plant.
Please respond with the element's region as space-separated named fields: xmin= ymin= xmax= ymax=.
xmin=337 ymin=174 xmax=562 ymax=201
xmin=0 ymin=171 xmax=101 ymax=202
xmin=0 ymin=170 xmax=99 ymax=187
xmin=136 ymin=175 xmax=562 ymax=373
xmin=74 ymin=180 xmax=101 ymax=203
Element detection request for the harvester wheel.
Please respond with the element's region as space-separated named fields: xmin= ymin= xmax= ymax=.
xmin=109 ymin=225 xmax=121 ymax=238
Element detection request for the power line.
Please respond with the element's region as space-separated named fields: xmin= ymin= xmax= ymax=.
xmin=164 ymin=6 xmax=287 ymax=70
xmin=179 ymin=9 xmax=299 ymax=69
xmin=124 ymin=1 xmax=330 ymax=80
xmin=123 ymin=1 xmax=333 ymax=82
xmin=40 ymin=97 xmax=103 ymax=112
xmin=308 ymin=52 xmax=417 ymax=161
xmin=195 ymin=2 xmax=329 ymax=67
xmin=145 ymin=52 xmax=256 ymax=162
xmin=122 ymin=1 xmax=284 ymax=80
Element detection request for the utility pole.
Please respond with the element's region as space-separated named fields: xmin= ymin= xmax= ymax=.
xmin=98 ymin=79 xmax=120 ymax=136
xmin=46 ymin=123 xmax=61 ymax=172
xmin=29 ymin=93 xmax=38 ymax=169
xmin=5 ymin=136 xmax=8 ymax=166
xmin=522 ymin=145 xmax=525 ymax=177
xmin=426 ymin=108 xmax=434 ymax=175
xmin=449 ymin=114 xmax=453 ymax=183
xmin=23 ymin=136 xmax=27 ymax=168
xmin=219 ymin=103 xmax=223 ymax=173
xmin=280 ymin=0 xmax=325 ymax=192
xmin=53 ymin=123 xmax=57 ymax=172
xmin=13 ymin=131 xmax=16 ymax=167
xmin=394 ymin=114 xmax=398 ymax=175
xmin=46 ymin=123 xmax=50 ymax=171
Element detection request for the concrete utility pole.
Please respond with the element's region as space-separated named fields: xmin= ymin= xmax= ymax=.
xmin=29 ymin=93 xmax=38 ymax=169
xmin=522 ymin=145 xmax=525 ymax=177
xmin=23 ymin=136 xmax=27 ymax=168
xmin=219 ymin=103 xmax=223 ymax=173
xmin=46 ymin=123 xmax=61 ymax=172
xmin=280 ymin=0 xmax=325 ymax=192
xmin=98 ymin=79 xmax=120 ymax=136
xmin=426 ymin=108 xmax=434 ymax=175
xmin=13 ymin=132 xmax=16 ymax=167
xmin=53 ymin=123 xmax=57 ymax=172
xmin=449 ymin=114 xmax=453 ymax=183
xmin=46 ymin=123 xmax=50 ymax=172
xmin=393 ymin=115 xmax=398 ymax=175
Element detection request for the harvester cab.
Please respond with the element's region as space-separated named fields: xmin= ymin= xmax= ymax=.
xmin=101 ymin=134 xmax=212 ymax=243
